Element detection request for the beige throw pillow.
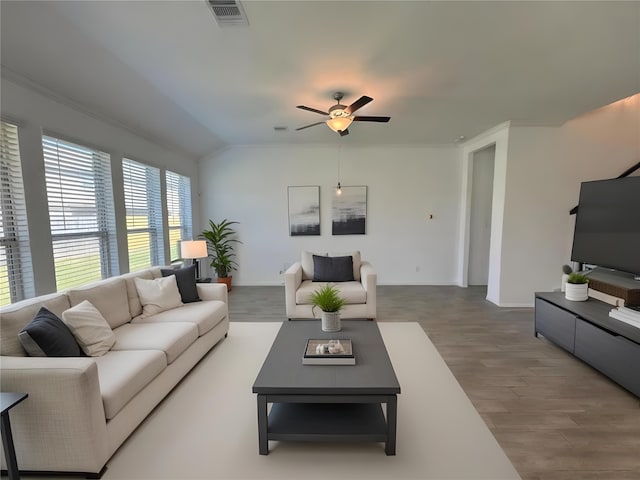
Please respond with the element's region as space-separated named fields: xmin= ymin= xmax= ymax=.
xmin=62 ymin=300 xmax=116 ymax=357
xmin=134 ymin=275 xmax=183 ymax=317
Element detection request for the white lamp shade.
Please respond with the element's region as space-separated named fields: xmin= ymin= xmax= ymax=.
xmin=180 ymin=240 xmax=208 ymax=259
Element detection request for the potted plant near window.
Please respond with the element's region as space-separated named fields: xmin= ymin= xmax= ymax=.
xmin=201 ymin=219 xmax=240 ymax=291
xmin=565 ymin=272 xmax=589 ymax=301
xmin=310 ymin=284 xmax=346 ymax=332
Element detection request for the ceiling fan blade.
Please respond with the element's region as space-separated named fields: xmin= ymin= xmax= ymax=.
xmin=295 ymin=121 xmax=325 ymax=131
xmin=296 ymin=105 xmax=329 ymax=115
xmin=345 ymin=96 xmax=373 ymax=114
xmin=353 ymin=116 xmax=391 ymax=122
xmin=339 ymin=128 xmax=350 ymax=137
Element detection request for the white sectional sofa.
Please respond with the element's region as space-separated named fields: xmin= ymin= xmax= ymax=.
xmin=0 ymin=267 xmax=229 ymax=477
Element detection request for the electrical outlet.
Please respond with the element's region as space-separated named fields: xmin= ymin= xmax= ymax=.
xmin=415 ymin=265 xmax=420 ymax=272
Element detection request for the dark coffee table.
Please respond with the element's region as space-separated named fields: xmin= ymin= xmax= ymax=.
xmin=252 ymin=320 xmax=401 ymax=455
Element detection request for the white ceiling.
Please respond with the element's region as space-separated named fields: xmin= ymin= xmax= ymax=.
xmin=1 ymin=1 xmax=639 ymax=159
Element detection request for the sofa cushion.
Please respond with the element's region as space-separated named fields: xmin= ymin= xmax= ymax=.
xmin=111 ymin=322 xmax=198 ymax=364
xmin=0 ymin=292 xmax=71 ymax=357
xmin=301 ymin=251 xmax=327 ymax=281
xmin=161 ymin=265 xmax=200 ymax=303
xmin=67 ymin=279 xmax=131 ymax=329
xmin=62 ymin=300 xmax=116 ymax=357
xmin=93 ymin=350 xmax=167 ymax=419
xmin=132 ymin=300 xmax=226 ymax=336
xmin=18 ymin=307 xmax=82 ymax=357
xmin=313 ymin=255 xmax=354 ymax=282
xmin=134 ymin=276 xmax=183 ymax=317
xmin=122 ymin=269 xmax=155 ymax=319
xmin=296 ymin=280 xmax=367 ymax=305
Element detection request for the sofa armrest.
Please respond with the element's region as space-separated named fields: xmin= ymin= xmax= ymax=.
xmin=284 ymin=262 xmax=303 ymax=317
xmin=360 ymin=261 xmax=377 ymax=292
xmin=0 ymin=356 xmax=109 ymax=473
xmin=197 ymin=282 xmax=228 ymax=303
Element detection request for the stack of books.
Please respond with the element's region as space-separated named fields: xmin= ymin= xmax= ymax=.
xmin=609 ymin=306 xmax=640 ymax=329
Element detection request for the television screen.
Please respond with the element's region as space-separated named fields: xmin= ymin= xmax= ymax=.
xmin=571 ymin=176 xmax=640 ymax=275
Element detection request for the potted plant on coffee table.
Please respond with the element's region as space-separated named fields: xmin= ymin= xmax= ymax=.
xmin=565 ymin=272 xmax=589 ymax=301
xmin=310 ymin=284 xmax=346 ymax=332
xmin=201 ymin=219 xmax=240 ymax=291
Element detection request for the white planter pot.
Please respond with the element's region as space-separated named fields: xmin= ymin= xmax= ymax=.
xmin=321 ymin=312 xmax=341 ymax=332
xmin=565 ymin=282 xmax=588 ymax=301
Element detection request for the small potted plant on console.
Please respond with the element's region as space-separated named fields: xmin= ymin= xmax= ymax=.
xmin=310 ymin=284 xmax=346 ymax=332
xmin=565 ymin=272 xmax=589 ymax=301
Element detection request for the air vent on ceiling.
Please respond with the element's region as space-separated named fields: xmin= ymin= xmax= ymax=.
xmin=206 ymin=0 xmax=249 ymax=27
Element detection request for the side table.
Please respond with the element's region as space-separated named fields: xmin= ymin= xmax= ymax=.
xmin=1 ymin=392 xmax=28 ymax=480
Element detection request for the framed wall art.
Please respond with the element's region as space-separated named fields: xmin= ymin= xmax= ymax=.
xmin=288 ymin=186 xmax=320 ymax=236
xmin=332 ymin=185 xmax=367 ymax=235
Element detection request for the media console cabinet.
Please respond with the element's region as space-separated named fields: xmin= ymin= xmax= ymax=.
xmin=534 ymin=292 xmax=640 ymax=397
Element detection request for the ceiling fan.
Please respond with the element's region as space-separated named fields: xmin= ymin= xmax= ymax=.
xmin=296 ymin=92 xmax=390 ymax=136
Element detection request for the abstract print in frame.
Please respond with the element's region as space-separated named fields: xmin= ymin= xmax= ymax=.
xmin=332 ymin=186 xmax=367 ymax=235
xmin=288 ymin=186 xmax=320 ymax=236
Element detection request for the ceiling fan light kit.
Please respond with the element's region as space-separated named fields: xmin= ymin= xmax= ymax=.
xmin=296 ymin=92 xmax=390 ymax=136
xmin=327 ymin=117 xmax=353 ymax=133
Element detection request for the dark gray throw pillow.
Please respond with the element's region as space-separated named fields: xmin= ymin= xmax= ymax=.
xmin=18 ymin=307 xmax=82 ymax=357
xmin=313 ymin=255 xmax=355 ymax=282
xmin=161 ymin=264 xmax=201 ymax=303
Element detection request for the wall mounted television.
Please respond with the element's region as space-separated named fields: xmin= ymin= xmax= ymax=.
xmin=571 ymin=176 xmax=640 ymax=276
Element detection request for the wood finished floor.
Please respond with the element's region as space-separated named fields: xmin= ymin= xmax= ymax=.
xmin=228 ymin=285 xmax=640 ymax=480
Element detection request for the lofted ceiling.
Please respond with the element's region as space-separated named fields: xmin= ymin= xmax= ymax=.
xmin=1 ymin=1 xmax=639 ymax=159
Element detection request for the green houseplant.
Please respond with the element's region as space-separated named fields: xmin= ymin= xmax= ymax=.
xmin=201 ymin=219 xmax=240 ymax=291
xmin=565 ymin=272 xmax=589 ymax=301
xmin=309 ymin=284 xmax=346 ymax=332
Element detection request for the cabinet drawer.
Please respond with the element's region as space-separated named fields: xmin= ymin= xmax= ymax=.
xmin=535 ymin=298 xmax=576 ymax=352
xmin=575 ymin=319 xmax=640 ymax=397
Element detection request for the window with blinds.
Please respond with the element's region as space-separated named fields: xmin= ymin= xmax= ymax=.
xmin=43 ymin=135 xmax=118 ymax=291
xmin=123 ymin=158 xmax=163 ymax=271
xmin=166 ymin=170 xmax=193 ymax=261
xmin=0 ymin=120 xmax=34 ymax=305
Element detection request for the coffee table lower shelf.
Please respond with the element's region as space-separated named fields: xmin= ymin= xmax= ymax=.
xmin=257 ymin=395 xmax=397 ymax=455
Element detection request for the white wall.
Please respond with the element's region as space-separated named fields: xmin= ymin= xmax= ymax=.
xmin=199 ymin=145 xmax=461 ymax=285
xmin=1 ymin=77 xmax=200 ymax=295
xmin=456 ymin=95 xmax=639 ymax=307
xmin=498 ymin=95 xmax=640 ymax=306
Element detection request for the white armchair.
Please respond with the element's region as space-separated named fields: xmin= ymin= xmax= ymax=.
xmin=284 ymin=251 xmax=377 ymax=320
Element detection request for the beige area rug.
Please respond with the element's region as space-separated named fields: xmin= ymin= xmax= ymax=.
xmin=27 ymin=322 xmax=520 ymax=480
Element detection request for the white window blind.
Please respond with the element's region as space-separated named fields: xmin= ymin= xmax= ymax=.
xmin=43 ymin=135 xmax=118 ymax=291
xmin=0 ymin=120 xmax=34 ymax=305
xmin=123 ymin=158 xmax=163 ymax=271
xmin=166 ymin=170 xmax=192 ymax=261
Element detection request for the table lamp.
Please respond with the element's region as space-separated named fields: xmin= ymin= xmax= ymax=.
xmin=180 ymin=240 xmax=208 ymax=280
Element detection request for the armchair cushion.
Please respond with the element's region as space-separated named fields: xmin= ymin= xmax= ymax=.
xmin=312 ymin=255 xmax=354 ymax=282
xmin=296 ymin=281 xmax=367 ymax=305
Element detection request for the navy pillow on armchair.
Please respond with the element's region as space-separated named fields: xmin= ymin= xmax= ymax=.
xmin=312 ymin=255 xmax=355 ymax=282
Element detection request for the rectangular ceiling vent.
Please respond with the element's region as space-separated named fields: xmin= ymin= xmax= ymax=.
xmin=207 ymin=0 xmax=249 ymax=27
